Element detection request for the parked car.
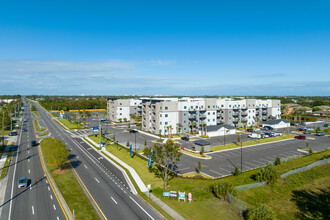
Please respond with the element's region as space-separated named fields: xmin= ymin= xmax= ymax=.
xmin=273 ymin=132 xmax=283 ymax=136
xmin=181 ymin=136 xmax=189 ymax=141
xmin=261 ymin=133 xmax=270 ymax=138
xmin=31 ymin=140 xmax=38 ymax=146
xmin=324 ymin=124 xmax=329 ymax=127
xmin=264 ymin=132 xmax=275 ymax=137
xmin=315 ymin=132 xmax=325 ymax=136
xmin=247 ymin=128 xmax=256 ymax=132
xmin=303 ymin=130 xmax=311 ymax=134
xmin=18 ymin=177 xmax=28 ymax=188
xmin=248 ymin=133 xmax=260 ymax=139
xmin=261 ymin=126 xmax=274 ymax=131
xmin=129 ymin=130 xmax=138 ymax=134
xmin=295 ymin=135 xmax=306 ymax=140
xmin=297 ymin=128 xmax=305 ymax=132
xmin=22 ymin=128 xmax=28 ymax=132
xmin=300 ymin=122 xmax=306 ymax=126
xmin=290 ymin=122 xmax=298 ymax=126
xmin=8 ymin=131 xmax=18 ymax=136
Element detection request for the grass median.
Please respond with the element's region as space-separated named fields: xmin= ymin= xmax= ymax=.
xmin=0 ymin=144 xmax=13 ymax=179
xmin=32 ymin=111 xmax=40 ymax=118
xmin=33 ymin=120 xmax=46 ymax=133
xmin=58 ymin=119 xmax=85 ymax=130
xmin=40 ymin=138 xmax=99 ymax=220
xmin=210 ymin=134 xmax=295 ymax=152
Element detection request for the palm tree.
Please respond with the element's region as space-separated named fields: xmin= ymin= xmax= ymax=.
xmin=169 ymin=125 xmax=173 ymax=140
xmin=199 ymin=124 xmax=203 ymax=136
xmin=204 ymin=124 xmax=207 ymax=137
xmin=176 ymin=123 xmax=180 ymax=135
xmin=237 ymin=118 xmax=241 ymax=128
xmin=191 ymin=121 xmax=195 ymax=134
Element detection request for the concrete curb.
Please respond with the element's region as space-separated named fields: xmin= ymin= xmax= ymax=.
xmin=38 ymin=144 xmax=74 ymax=220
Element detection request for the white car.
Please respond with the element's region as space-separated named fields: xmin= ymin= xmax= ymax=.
xmin=273 ymin=132 xmax=283 ymax=136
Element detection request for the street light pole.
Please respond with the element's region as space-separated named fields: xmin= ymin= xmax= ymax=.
xmin=241 ymin=138 xmax=243 ymax=173
xmin=223 ymin=127 xmax=225 ymax=146
xmin=135 ymin=132 xmax=137 ymax=152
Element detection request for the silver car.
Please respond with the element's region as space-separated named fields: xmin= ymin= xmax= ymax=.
xmin=18 ymin=177 xmax=28 ymax=188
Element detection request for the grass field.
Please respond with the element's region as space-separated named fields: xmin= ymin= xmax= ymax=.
xmin=33 ymin=120 xmax=46 ymax=133
xmin=58 ymin=119 xmax=85 ymax=130
xmin=32 ymin=111 xmax=40 ymax=118
xmin=40 ymin=138 xmax=99 ymax=220
xmin=210 ymin=134 xmax=295 ymax=152
xmin=238 ymin=163 xmax=330 ymax=219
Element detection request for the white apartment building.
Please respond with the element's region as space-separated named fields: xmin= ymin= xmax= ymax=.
xmin=108 ymin=97 xmax=281 ymax=135
xmin=107 ymin=98 xmax=142 ymax=122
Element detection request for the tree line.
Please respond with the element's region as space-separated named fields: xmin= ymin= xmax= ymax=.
xmin=33 ymin=97 xmax=108 ymax=110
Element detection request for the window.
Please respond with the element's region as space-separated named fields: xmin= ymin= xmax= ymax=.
xmin=249 ymin=116 xmax=250 ymax=119
xmin=120 ymin=108 xmax=122 ymax=110
xmin=160 ymin=107 xmax=162 ymax=110
xmin=208 ymin=112 xmax=210 ymax=115
xmin=165 ymin=129 xmax=168 ymax=133
xmin=208 ymin=105 xmax=210 ymax=108
xmin=160 ymin=114 xmax=162 ymax=117
xmin=249 ymin=104 xmax=251 ymax=107
xmin=165 ymin=114 xmax=168 ymax=117
xmin=201 ymin=105 xmax=204 ymax=109
xmin=229 ymin=105 xmax=231 ymax=107
xmin=184 ymin=106 xmax=187 ymax=109
xmin=160 ymin=122 xmax=162 ymax=125
xmin=213 ymin=112 xmax=215 ymax=115
xmin=213 ymin=119 xmax=215 ymax=122
xmin=184 ymin=128 xmax=187 ymax=131
xmin=229 ymin=111 xmax=231 ymax=114
xmin=165 ymin=122 xmax=168 ymax=125
xmin=249 ymin=110 xmax=251 ymax=113
xmin=120 ymin=103 xmax=122 ymax=105
xmin=120 ymin=113 xmax=122 ymax=115
xmin=229 ymin=117 xmax=231 ymax=120
xmin=208 ymin=119 xmax=210 ymax=122
xmin=184 ymin=113 xmax=187 ymax=116
xmin=196 ymin=106 xmax=198 ymax=109
xmin=221 ymin=105 xmax=224 ymax=107
xmin=238 ymin=105 xmax=240 ymax=107
xmin=165 ymin=106 xmax=168 ymax=110
xmin=184 ymin=120 xmax=186 ymax=123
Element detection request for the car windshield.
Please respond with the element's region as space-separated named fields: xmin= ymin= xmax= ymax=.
xmin=19 ymin=178 xmax=26 ymax=183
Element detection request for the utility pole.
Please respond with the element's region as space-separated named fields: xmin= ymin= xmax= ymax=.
xmin=135 ymin=132 xmax=137 ymax=152
xmin=99 ymin=120 xmax=102 ymax=149
xmin=2 ymin=110 xmax=4 ymax=147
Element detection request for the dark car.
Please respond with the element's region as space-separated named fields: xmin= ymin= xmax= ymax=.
xmin=264 ymin=132 xmax=275 ymax=137
xmin=31 ymin=140 xmax=38 ymax=146
xmin=129 ymin=130 xmax=138 ymax=134
xmin=315 ymin=132 xmax=325 ymax=136
xmin=8 ymin=131 xmax=18 ymax=136
xmin=297 ymin=128 xmax=305 ymax=132
xmin=303 ymin=130 xmax=311 ymax=134
xmin=22 ymin=128 xmax=28 ymax=132
xmin=290 ymin=122 xmax=298 ymax=126
xmin=324 ymin=124 xmax=329 ymax=127
xmin=295 ymin=135 xmax=306 ymax=140
xmin=181 ymin=136 xmax=189 ymax=141
xmin=262 ymin=126 xmax=274 ymax=131
xmin=247 ymin=128 xmax=256 ymax=132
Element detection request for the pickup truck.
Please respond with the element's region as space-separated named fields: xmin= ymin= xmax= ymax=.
xmin=248 ymin=133 xmax=260 ymax=139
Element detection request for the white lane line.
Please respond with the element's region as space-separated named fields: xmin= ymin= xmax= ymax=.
xmin=46 ymin=180 xmax=48 ymax=184
xmin=28 ymin=169 xmax=30 ymax=174
xmin=76 ymin=156 xmax=79 ymax=159
xmin=84 ymin=165 xmax=88 ymax=169
xmin=53 ymin=204 xmax=56 ymax=210
xmin=30 ymin=185 xmax=32 ymax=190
xmin=111 ymin=196 xmax=117 ymax=204
xmin=32 ymin=206 xmax=35 ymax=215
xmin=28 ymin=159 xmax=30 ymax=162
xmin=209 ymin=169 xmax=223 ymax=176
xmin=50 ymin=195 xmax=53 ymax=200
xmin=129 ymin=196 xmax=155 ymax=220
xmin=95 ymin=178 xmax=100 ymax=183
xmin=28 ymin=150 xmax=29 ymax=154
xmin=48 ymin=186 xmax=50 ymax=191
xmin=57 ymin=217 xmax=59 ymax=220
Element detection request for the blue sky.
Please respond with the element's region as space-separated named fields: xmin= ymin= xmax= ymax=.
xmin=0 ymin=0 xmax=329 ymax=96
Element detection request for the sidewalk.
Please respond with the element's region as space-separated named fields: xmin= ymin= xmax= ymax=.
xmin=85 ymin=137 xmax=185 ymax=220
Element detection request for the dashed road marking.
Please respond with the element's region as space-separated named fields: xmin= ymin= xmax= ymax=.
xmin=95 ymin=178 xmax=100 ymax=183
xmin=32 ymin=206 xmax=35 ymax=215
xmin=50 ymin=195 xmax=53 ymax=200
xmin=53 ymin=205 xmax=56 ymax=210
xmin=111 ymin=197 xmax=117 ymax=204
xmin=48 ymin=186 xmax=50 ymax=191
xmin=28 ymin=169 xmax=30 ymax=174
xmin=84 ymin=165 xmax=88 ymax=169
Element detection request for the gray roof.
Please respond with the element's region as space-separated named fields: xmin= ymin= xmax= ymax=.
xmin=263 ymin=119 xmax=290 ymax=125
xmin=194 ymin=140 xmax=212 ymax=146
xmin=206 ymin=124 xmax=235 ymax=132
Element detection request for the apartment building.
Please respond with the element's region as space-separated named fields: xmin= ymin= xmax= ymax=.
xmin=107 ymin=98 xmax=142 ymax=122
xmin=108 ymin=97 xmax=281 ymax=135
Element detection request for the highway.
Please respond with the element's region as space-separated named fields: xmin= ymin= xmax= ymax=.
xmin=1 ymin=100 xmax=66 ymax=220
xmin=34 ymin=101 xmax=163 ymax=220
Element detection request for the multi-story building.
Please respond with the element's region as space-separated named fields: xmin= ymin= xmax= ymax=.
xmin=108 ymin=97 xmax=281 ymax=135
xmin=107 ymin=98 xmax=142 ymax=122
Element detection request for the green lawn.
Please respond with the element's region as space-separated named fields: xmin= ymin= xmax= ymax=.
xmin=97 ymin=136 xmax=329 ymax=220
xmin=40 ymin=138 xmax=99 ymax=220
xmin=0 ymin=147 xmax=12 ymax=179
xmin=32 ymin=111 xmax=40 ymax=118
xmin=58 ymin=119 xmax=85 ymax=130
xmin=33 ymin=120 xmax=46 ymax=133
xmin=211 ymin=134 xmax=295 ymax=152
xmin=237 ymin=163 xmax=330 ymax=219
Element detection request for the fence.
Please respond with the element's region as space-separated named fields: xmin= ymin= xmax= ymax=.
xmin=227 ymin=191 xmax=252 ymax=213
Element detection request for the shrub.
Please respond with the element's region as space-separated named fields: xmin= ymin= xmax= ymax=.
xmin=254 ymin=165 xmax=279 ymax=184
xmin=309 ymin=147 xmax=313 ymax=155
xmin=246 ymin=204 xmax=275 ymax=220
xmin=233 ymin=167 xmax=240 ymax=176
xmin=210 ymin=182 xmax=237 ymax=200
xmin=274 ymin=156 xmax=281 ymax=166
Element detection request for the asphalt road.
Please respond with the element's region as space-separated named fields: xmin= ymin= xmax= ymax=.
xmin=35 ymin=102 xmax=163 ymax=220
xmin=1 ymin=100 xmax=66 ymax=220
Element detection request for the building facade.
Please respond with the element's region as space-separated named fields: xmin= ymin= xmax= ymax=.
xmin=107 ymin=98 xmax=142 ymax=122
xmin=108 ymin=97 xmax=281 ymax=135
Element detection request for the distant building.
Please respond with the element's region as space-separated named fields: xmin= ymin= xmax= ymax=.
xmin=0 ymin=99 xmax=17 ymax=103
xmin=107 ymin=98 xmax=142 ymax=122
xmin=262 ymin=119 xmax=290 ymax=129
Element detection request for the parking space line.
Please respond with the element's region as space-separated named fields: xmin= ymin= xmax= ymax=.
xmin=111 ymin=196 xmax=117 ymax=204
xmin=209 ymin=169 xmax=223 ymax=176
xmin=95 ymin=178 xmax=100 ymax=183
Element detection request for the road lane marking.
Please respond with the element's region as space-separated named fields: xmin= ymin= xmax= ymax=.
xmin=50 ymin=195 xmax=53 ymax=200
xmin=76 ymin=156 xmax=79 ymax=159
xmin=111 ymin=196 xmax=117 ymax=204
xmin=48 ymin=186 xmax=51 ymax=191
xmin=28 ymin=169 xmax=30 ymax=173
xmin=28 ymin=158 xmax=30 ymax=162
xmin=209 ymin=169 xmax=223 ymax=176
xmin=28 ymin=150 xmax=29 ymax=153
xmin=129 ymin=196 xmax=155 ymax=220
xmin=95 ymin=178 xmax=100 ymax=183
xmin=46 ymin=180 xmax=48 ymax=184
xmin=57 ymin=217 xmax=59 ymax=220
xmin=32 ymin=206 xmax=35 ymax=215
xmin=84 ymin=165 xmax=88 ymax=169
xmin=53 ymin=205 xmax=56 ymax=210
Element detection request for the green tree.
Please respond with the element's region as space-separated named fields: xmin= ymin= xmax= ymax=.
xmin=144 ymin=139 xmax=147 ymax=147
xmin=210 ymin=181 xmax=237 ymax=200
xmin=126 ymin=140 xmax=130 ymax=148
xmin=44 ymin=138 xmax=70 ymax=170
xmin=274 ymin=156 xmax=281 ymax=166
xmin=255 ymin=165 xmax=279 ymax=184
xmin=143 ymin=140 xmax=182 ymax=189
xmin=233 ymin=167 xmax=239 ymax=176
xmin=197 ymin=160 xmax=201 ymax=173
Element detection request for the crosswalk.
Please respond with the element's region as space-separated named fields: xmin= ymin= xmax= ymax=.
xmin=70 ymin=129 xmax=93 ymax=136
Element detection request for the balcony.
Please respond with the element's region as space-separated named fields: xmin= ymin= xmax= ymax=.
xmin=233 ymin=118 xmax=239 ymax=123
xmin=241 ymin=106 xmax=247 ymax=110
xmin=262 ymin=111 xmax=267 ymax=115
xmin=188 ymin=115 xmax=197 ymax=120
xmin=199 ymin=114 xmax=206 ymax=118
xmin=232 ymin=112 xmax=239 ymax=117
xmin=262 ymin=106 xmax=268 ymax=109
xmin=188 ymin=108 xmax=196 ymax=112
xmin=241 ymin=112 xmax=248 ymax=116
xmin=262 ymin=116 xmax=268 ymax=120
xmin=241 ymin=118 xmax=248 ymax=122
xmin=199 ymin=108 xmax=206 ymax=112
